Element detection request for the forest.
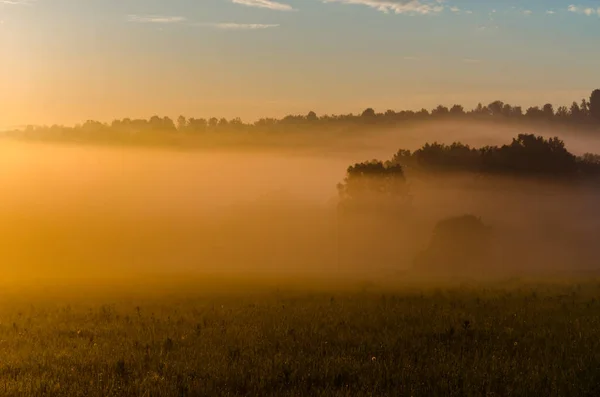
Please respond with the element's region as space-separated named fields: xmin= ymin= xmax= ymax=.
xmin=3 ymin=90 xmax=600 ymax=147
xmin=334 ymin=132 xmax=600 ymax=278
xmin=336 ymin=132 xmax=600 ymax=217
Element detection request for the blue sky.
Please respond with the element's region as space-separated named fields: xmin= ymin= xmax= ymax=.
xmin=1 ymin=0 xmax=599 ymax=127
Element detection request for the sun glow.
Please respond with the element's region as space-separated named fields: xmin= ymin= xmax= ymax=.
xmin=0 ymin=16 xmax=35 ymax=130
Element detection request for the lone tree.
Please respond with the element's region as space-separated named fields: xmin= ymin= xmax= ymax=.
xmin=336 ymin=160 xmax=412 ymax=233
xmin=591 ymin=89 xmax=600 ymax=122
xmin=361 ymin=108 xmax=376 ymax=119
xmin=336 ymin=161 xmax=412 ymax=269
xmin=337 ymin=160 xmax=410 ymax=209
xmin=414 ymin=215 xmax=492 ymax=276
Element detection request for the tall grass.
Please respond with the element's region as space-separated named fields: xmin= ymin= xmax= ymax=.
xmin=1 ymin=281 xmax=599 ymax=396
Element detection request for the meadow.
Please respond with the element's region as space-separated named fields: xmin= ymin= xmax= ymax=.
xmin=2 ymin=131 xmax=600 ymax=396
xmin=2 ymin=279 xmax=600 ymax=397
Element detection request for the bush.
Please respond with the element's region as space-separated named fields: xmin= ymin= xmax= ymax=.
xmin=337 ymin=160 xmax=412 ymax=217
xmin=338 ymin=161 xmax=407 ymax=199
xmin=414 ymin=215 xmax=492 ymax=276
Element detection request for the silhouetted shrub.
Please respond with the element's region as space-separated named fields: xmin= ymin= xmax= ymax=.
xmin=414 ymin=215 xmax=492 ymax=276
xmin=337 ymin=160 xmax=411 ymax=215
xmin=335 ymin=161 xmax=413 ymax=269
xmin=591 ymin=89 xmax=600 ymax=121
xmin=578 ymin=153 xmax=600 ymax=176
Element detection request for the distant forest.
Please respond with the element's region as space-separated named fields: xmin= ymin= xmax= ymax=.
xmin=3 ymin=89 xmax=600 ymax=145
xmin=343 ymin=134 xmax=600 ymax=184
xmin=337 ymin=133 xmax=600 ymax=213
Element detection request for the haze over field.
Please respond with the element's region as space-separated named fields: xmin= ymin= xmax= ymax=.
xmin=2 ymin=0 xmax=600 ymax=287
xmin=2 ymin=119 xmax=600 ymax=288
xmin=5 ymin=2 xmax=600 ymax=396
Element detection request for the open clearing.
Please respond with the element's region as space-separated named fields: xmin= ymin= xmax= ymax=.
xmin=2 ymin=279 xmax=599 ymax=396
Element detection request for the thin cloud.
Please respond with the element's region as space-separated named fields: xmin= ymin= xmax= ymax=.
xmin=463 ymin=58 xmax=482 ymax=64
xmin=0 ymin=0 xmax=36 ymax=4
xmin=213 ymin=23 xmax=280 ymax=30
xmin=231 ymin=0 xmax=295 ymax=11
xmin=450 ymin=7 xmax=473 ymax=15
xmin=477 ymin=24 xmax=498 ymax=31
xmin=506 ymin=6 xmax=533 ymax=16
xmin=192 ymin=22 xmax=280 ymax=30
xmin=323 ymin=0 xmax=445 ymax=15
xmin=568 ymin=5 xmax=600 ymax=16
xmin=127 ymin=15 xmax=187 ymax=24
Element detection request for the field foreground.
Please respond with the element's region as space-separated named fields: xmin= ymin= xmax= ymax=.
xmin=1 ymin=278 xmax=600 ymax=396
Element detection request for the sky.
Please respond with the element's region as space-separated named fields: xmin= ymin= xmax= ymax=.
xmin=1 ymin=0 xmax=599 ymax=128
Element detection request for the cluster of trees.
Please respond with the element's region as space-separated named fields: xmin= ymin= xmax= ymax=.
xmin=337 ymin=162 xmax=408 ymax=200
xmin=337 ymin=134 xmax=600 ymax=211
xmin=392 ymin=134 xmax=600 ymax=178
xmin=336 ymin=134 xmax=600 ymax=276
xmin=4 ymin=91 xmax=600 ymax=143
xmin=336 ymin=160 xmax=412 ymax=215
xmin=335 ymin=160 xmax=495 ymax=275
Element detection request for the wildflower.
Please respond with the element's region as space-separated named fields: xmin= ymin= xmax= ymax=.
xmin=371 ymin=356 xmax=376 ymax=362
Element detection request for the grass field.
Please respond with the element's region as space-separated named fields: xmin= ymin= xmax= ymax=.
xmin=2 ymin=278 xmax=600 ymax=396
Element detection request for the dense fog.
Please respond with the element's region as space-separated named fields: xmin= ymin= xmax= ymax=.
xmin=2 ymin=122 xmax=600 ymax=287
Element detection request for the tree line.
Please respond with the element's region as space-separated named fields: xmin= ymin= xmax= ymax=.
xmin=338 ymin=133 xmax=600 ymax=205
xmin=4 ymin=90 xmax=600 ymax=142
xmin=337 ymin=133 xmax=600 ymax=275
xmin=392 ymin=134 xmax=600 ymax=177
